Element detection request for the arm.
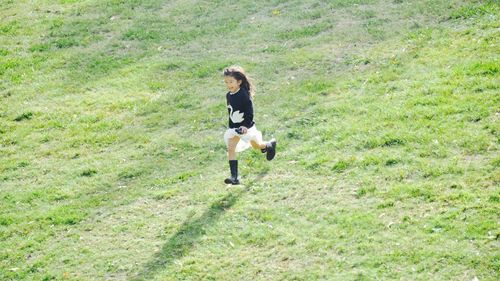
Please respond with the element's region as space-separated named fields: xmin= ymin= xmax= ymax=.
xmin=239 ymin=94 xmax=254 ymax=133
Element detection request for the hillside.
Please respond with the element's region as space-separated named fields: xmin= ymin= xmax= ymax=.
xmin=1 ymin=0 xmax=499 ymax=280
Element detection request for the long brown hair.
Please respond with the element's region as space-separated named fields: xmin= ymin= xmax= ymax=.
xmin=223 ymin=65 xmax=255 ymax=98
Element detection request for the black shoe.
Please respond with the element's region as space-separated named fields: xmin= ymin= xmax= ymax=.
xmin=266 ymin=139 xmax=276 ymax=161
xmin=224 ymin=177 xmax=240 ymax=185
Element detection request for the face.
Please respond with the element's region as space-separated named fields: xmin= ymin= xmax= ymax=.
xmin=224 ymin=76 xmax=242 ymax=93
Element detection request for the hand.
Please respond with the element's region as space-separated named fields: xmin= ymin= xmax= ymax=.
xmin=239 ymin=126 xmax=248 ymax=134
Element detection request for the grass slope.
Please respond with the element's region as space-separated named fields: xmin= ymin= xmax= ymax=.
xmin=1 ymin=0 xmax=499 ymax=280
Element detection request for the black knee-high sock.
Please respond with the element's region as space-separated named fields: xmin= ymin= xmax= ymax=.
xmin=229 ymin=160 xmax=238 ymax=179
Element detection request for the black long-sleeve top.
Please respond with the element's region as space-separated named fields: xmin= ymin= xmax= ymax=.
xmin=226 ymin=87 xmax=255 ymax=129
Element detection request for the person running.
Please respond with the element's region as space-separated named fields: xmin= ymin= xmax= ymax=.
xmin=223 ymin=66 xmax=276 ymax=185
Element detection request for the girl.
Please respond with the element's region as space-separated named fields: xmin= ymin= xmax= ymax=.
xmin=223 ymin=66 xmax=276 ymax=185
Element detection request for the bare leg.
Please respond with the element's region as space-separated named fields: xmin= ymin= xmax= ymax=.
xmin=250 ymin=140 xmax=267 ymax=150
xmin=251 ymin=138 xmax=277 ymax=161
xmin=227 ymin=136 xmax=240 ymax=160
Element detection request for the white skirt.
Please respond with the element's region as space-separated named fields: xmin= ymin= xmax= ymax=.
xmin=224 ymin=126 xmax=263 ymax=152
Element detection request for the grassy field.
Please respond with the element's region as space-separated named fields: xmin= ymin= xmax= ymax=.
xmin=1 ymin=0 xmax=499 ymax=280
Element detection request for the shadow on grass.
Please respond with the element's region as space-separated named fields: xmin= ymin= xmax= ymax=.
xmin=132 ymin=171 xmax=267 ymax=280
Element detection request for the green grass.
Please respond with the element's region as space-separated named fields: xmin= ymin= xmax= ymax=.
xmin=1 ymin=0 xmax=499 ymax=280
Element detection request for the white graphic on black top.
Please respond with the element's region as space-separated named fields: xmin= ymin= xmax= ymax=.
xmin=228 ymin=104 xmax=244 ymax=123
xmin=226 ymin=88 xmax=254 ymax=129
